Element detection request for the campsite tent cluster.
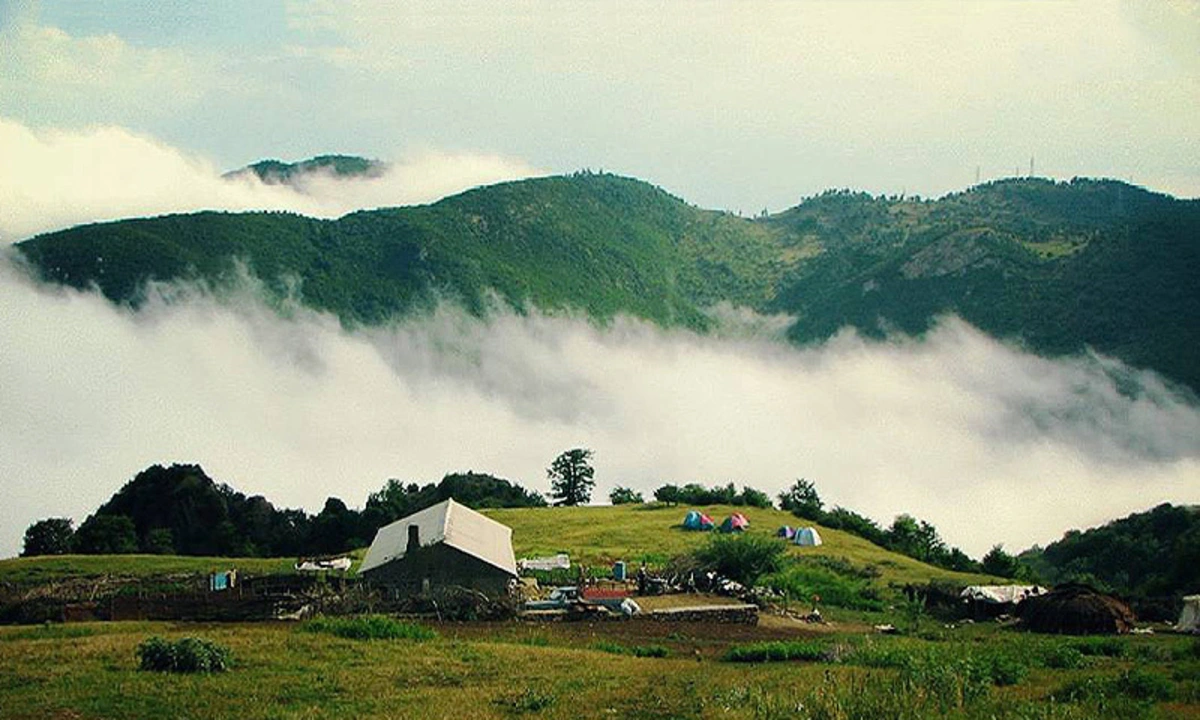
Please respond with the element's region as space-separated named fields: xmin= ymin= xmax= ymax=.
xmin=682 ymin=511 xmax=750 ymax=533
xmin=778 ymin=525 xmax=823 ymax=547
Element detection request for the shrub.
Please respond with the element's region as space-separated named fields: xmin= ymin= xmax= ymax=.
xmin=590 ymin=641 xmax=669 ymax=658
xmin=764 ymin=562 xmax=883 ymax=611
xmin=137 ymin=636 xmax=231 ymax=673
xmin=722 ymin=640 xmax=829 ymax=663
xmin=302 ymin=615 xmax=437 ymax=641
xmin=693 ymin=533 xmax=787 ymax=586
xmin=1039 ymin=643 xmax=1087 ymax=669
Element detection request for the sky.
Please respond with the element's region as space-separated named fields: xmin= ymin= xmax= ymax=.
xmin=1 ymin=0 xmax=1198 ymax=559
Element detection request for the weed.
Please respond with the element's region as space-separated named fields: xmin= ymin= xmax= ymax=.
xmin=301 ymin=615 xmax=436 ymax=641
xmin=137 ymin=636 xmax=231 ymax=673
xmin=722 ymin=640 xmax=829 ymax=663
xmin=494 ymin=686 xmax=557 ymax=714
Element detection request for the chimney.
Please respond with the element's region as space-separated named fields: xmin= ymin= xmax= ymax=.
xmin=406 ymin=524 xmax=420 ymax=554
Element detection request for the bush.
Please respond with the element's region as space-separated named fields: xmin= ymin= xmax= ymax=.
xmin=763 ymin=562 xmax=883 ymax=611
xmin=590 ymin=641 xmax=669 ymax=658
xmin=1039 ymin=643 xmax=1087 ymax=669
xmin=722 ymin=640 xmax=829 ymax=663
xmin=693 ymin=533 xmax=787 ymax=586
xmin=137 ymin=636 xmax=231 ymax=673
xmin=302 ymin=615 xmax=437 ymax=641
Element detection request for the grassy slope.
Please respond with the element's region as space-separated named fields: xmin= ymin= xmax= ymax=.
xmin=0 ymin=554 xmax=296 ymax=585
xmin=1 ymin=504 xmax=993 ymax=590
xmin=484 ymin=503 xmax=998 ymax=588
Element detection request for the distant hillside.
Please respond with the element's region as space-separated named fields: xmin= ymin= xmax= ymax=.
xmin=1018 ymin=503 xmax=1200 ymax=608
xmin=222 ymin=154 xmax=386 ymax=185
xmin=15 ymin=172 xmax=1200 ymax=390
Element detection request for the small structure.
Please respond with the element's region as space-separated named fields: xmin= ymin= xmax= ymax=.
xmin=718 ymin=513 xmax=748 ymax=533
xmin=1018 ymin=583 xmax=1136 ymax=635
xmin=793 ymin=527 xmax=823 ymax=547
xmin=1176 ymin=595 xmax=1200 ymax=634
xmin=682 ymin=510 xmax=715 ymax=531
xmin=960 ymin=584 xmax=1045 ymax=619
xmin=776 ymin=526 xmax=796 ymax=539
xmin=359 ymin=498 xmax=517 ymax=596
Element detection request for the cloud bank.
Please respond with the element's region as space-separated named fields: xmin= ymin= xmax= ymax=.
xmin=0 ymin=117 xmax=545 ymax=241
xmin=2 ymin=258 xmax=1197 ymax=559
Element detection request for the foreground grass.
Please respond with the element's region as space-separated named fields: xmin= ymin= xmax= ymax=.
xmin=1 ymin=620 xmax=1195 ymax=719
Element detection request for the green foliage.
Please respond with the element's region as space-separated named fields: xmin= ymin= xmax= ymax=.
xmin=589 ymin=640 xmax=669 ymax=658
xmin=137 ymin=636 xmax=231 ymax=673
xmin=981 ymin=544 xmax=1023 ymax=578
xmin=18 ymin=174 xmax=1200 ymax=392
xmin=72 ymin=514 xmax=138 ymax=554
xmin=762 ymin=560 xmax=884 ymax=611
xmin=21 ymin=518 xmax=74 ymax=557
xmin=548 ymin=448 xmax=595 ymax=506
xmin=777 ymin=478 xmax=822 ymax=519
xmin=653 ymin=482 xmax=773 ymax=508
xmin=1019 ymin=503 xmax=1200 ymax=606
xmin=302 ymin=615 xmax=438 ymax=641
xmin=722 ymin=640 xmax=830 ymax=663
xmin=692 ymin=533 xmax=787 ymax=586
xmin=608 ymin=486 xmax=643 ymax=505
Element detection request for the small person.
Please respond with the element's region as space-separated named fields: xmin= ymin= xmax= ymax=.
xmin=636 ymin=563 xmax=647 ymax=595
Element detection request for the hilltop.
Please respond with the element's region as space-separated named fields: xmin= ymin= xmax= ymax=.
xmin=15 ymin=172 xmax=1200 ymax=390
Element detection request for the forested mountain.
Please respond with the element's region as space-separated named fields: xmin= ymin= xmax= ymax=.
xmin=15 ymin=172 xmax=1200 ymax=390
xmin=1018 ymin=503 xmax=1200 ymax=617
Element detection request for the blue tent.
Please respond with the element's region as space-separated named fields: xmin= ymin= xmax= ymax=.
xmin=682 ymin=510 xmax=714 ymax=531
xmin=794 ymin=527 xmax=823 ymax=547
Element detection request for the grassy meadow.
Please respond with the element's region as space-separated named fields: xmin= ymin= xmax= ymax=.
xmin=2 ymin=503 xmax=1197 ymax=718
xmin=1 ymin=617 xmax=1197 ymax=719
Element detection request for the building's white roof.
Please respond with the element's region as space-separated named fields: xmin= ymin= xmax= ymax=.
xmin=359 ymin=498 xmax=517 ymax=576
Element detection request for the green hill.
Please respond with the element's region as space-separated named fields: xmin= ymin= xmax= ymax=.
xmin=486 ymin=503 xmax=997 ymax=589
xmin=15 ymin=172 xmax=1200 ymax=390
xmin=1 ymin=503 xmax=995 ymax=600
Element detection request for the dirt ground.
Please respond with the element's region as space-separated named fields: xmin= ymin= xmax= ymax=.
xmin=437 ymin=592 xmax=869 ymax=659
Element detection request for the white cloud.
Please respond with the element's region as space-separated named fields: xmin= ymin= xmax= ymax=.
xmin=0 ymin=118 xmax=545 ymax=242
xmin=2 ymin=259 xmax=1197 ymax=559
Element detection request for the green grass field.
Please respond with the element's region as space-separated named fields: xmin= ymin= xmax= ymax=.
xmin=3 ymin=503 xmax=1196 ymax=718
xmin=1 ymin=618 xmax=1197 ymax=719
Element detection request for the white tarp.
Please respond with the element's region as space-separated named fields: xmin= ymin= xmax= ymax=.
xmin=1176 ymin=595 xmax=1200 ymax=633
xmin=296 ymin=557 xmax=352 ymax=572
xmin=517 ymin=553 xmax=570 ymax=572
xmin=960 ymin=585 xmax=1047 ymax=604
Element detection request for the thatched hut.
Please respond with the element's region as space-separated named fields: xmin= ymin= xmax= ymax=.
xmin=1018 ymin=583 xmax=1136 ymax=635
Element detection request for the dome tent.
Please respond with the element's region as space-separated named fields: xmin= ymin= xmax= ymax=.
xmin=718 ymin=513 xmax=749 ymax=533
xmin=794 ymin=527 xmax=823 ymax=547
xmin=682 ymin=510 xmax=714 ymax=531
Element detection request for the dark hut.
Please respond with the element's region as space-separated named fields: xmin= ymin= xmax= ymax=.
xmin=1018 ymin=583 xmax=1136 ymax=635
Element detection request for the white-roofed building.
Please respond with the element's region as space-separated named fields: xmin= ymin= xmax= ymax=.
xmin=359 ymin=498 xmax=517 ymax=596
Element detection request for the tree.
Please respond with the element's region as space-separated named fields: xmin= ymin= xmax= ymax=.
xmin=981 ymin=544 xmax=1022 ymax=579
xmin=548 ymin=448 xmax=595 ymax=506
xmin=654 ymin=484 xmax=681 ymax=505
xmin=778 ymin=478 xmax=823 ymax=519
xmin=73 ymin=514 xmax=138 ymax=554
xmin=609 ymin=486 xmax=643 ymax=505
xmin=21 ymin=518 xmax=74 ymax=556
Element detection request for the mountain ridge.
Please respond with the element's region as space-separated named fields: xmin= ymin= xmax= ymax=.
xmin=14 ymin=171 xmax=1200 ymax=391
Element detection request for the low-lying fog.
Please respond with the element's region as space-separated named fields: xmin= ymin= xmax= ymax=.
xmin=2 ymin=259 xmax=1198 ymax=559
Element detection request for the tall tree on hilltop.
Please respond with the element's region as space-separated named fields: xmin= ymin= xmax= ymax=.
xmin=548 ymin=448 xmax=595 ymax=506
